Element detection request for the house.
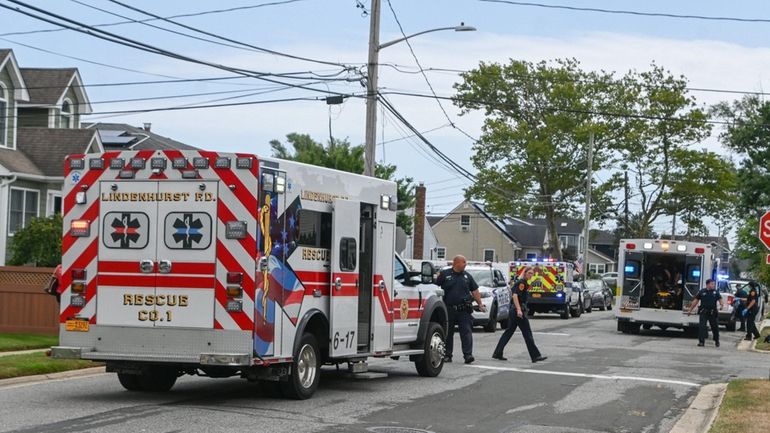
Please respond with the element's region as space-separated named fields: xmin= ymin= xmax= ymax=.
xmin=0 ymin=49 xmax=101 ymax=265
xmin=430 ymin=201 xmax=521 ymax=262
xmin=429 ymin=200 xmax=617 ymax=273
xmin=396 ymin=216 xmax=440 ymax=260
xmin=84 ymin=122 xmax=200 ymax=151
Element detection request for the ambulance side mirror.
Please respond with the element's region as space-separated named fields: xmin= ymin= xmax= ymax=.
xmin=421 ymin=262 xmax=435 ymax=284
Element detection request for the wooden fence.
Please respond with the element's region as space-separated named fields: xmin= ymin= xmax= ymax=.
xmin=0 ymin=266 xmax=58 ymax=335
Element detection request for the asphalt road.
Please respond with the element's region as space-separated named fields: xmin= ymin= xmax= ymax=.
xmin=1 ymin=310 xmax=767 ymax=433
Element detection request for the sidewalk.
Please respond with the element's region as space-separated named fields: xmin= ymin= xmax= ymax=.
xmin=736 ymin=319 xmax=770 ymax=352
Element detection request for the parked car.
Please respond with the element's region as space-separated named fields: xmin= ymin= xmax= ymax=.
xmin=601 ymin=271 xmax=618 ymax=291
xmin=462 ymin=265 xmax=511 ymax=332
xmin=573 ymin=280 xmax=594 ymax=314
xmin=583 ymin=278 xmax=613 ymax=311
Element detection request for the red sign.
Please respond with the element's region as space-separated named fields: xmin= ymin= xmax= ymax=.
xmin=760 ymin=210 xmax=770 ymax=251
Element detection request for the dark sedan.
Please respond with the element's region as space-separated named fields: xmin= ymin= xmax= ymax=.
xmin=583 ymin=279 xmax=613 ymax=311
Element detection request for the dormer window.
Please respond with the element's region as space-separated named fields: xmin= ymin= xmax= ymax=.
xmin=0 ymin=83 xmax=7 ymax=147
xmin=60 ymin=99 xmax=74 ymax=128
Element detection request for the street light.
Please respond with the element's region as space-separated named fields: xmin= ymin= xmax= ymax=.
xmin=363 ymin=0 xmax=476 ymax=176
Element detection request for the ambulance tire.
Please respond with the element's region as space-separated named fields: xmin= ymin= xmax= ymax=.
xmin=560 ymin=308 xmax=570 ymax=320
xmin=138 ymin=366 xmax=177 ymax=392
xmin=569 ymin=304 xmax=581 ymax=318
xmin=642 ymin=323 xmax=652 ymax=330
xmin=483 ymin=304 xmax=497 ymax=333
xmin=415 ymin=322 xmax=445 ymax=378
xmin=282 ymin=333 xmax=320 ymax=400
xmin=117 ymin=373 xmax=142 ymax=391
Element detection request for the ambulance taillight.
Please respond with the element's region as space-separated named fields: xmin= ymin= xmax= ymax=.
xmin=70 ymin=220 xmax=90 ymax=237
xmin=225 ymin=272 xmax=243 ymax=310
xmin=71 ymin=268 xmax=86 ymax=294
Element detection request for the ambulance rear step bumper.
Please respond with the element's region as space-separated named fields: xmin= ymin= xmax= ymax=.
xmin=53 ymin=346 xmax=251 ymax=366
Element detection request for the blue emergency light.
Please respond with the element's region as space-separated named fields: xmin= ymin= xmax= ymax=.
xmin=691 ymin=269 xmax=701 ymax=278
xmin=624 ymin=264 xmax=636 ymax=273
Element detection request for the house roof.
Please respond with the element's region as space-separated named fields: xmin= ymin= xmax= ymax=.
xmin=16 ymin=127 xmax=98 ymax=177
xmin=0 ymin=49 xmax=30 ymax=101
xmin=427 ymin=215 xmax=443 ymax=227
xmin=471 ymin=202 xmax=519 ymax=244
xmin=0 ymin=147 xmax=44 ymax=177
xmin=668 ymin=235 xmax=731 ymax=251
xmin=84 ymin=122 xmax=199 ymax=151
xmin=509 ymin=216 xmax=583 ymax=234
xmin=20 ymin=68 xmax=77 ymax=105
xmin=507 ymin=224 xmax=546 ymax=248
xmin=587 ymin=247 xmax=615 ymax=263
xmin=0 ymin=49 xmax=10 ymax=65
xmin=590 ymin=229 xmax=615 ymax=245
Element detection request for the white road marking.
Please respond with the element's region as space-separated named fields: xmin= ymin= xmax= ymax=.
xmin=506 ymin=402 xmax=547 ymax=414
xmin=467 ymin=364 xmax=700 ymax=387
xmin=532 ymin=332 xmax=570 ymax=336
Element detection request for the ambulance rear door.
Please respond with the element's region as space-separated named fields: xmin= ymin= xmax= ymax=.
xmin=329 ymin=198 xmax=360 ymax=357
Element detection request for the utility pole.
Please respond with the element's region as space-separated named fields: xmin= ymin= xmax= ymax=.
xmin=363 ymin=0 xmax=381 ymax=177
xmin=623 ymin=169 xmax=629 ymax=236
xmin=582 ymin=132 xmax=594 ymax=274
xmin=671 ymin=201 xmax=677 ymax=238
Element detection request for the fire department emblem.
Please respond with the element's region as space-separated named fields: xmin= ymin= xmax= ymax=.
xmin=164 ymin=212 xmax=211 ymax=250
xmin=103 ymin=212 xmax=149 ymax=249
xmin=400 ymin=298 xmax=409 ymax=320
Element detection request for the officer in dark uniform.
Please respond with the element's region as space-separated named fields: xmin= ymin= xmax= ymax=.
xmin=687 ymin=278 xmax=724 ymax=347
xmin=744 ymin=283 xmax=761 ymax=341
xmin=435 ymin=255 xmax=485 ymax=364
xmin=733 ymin=283 xmax=749 ymax=332
xmin=492 ymin=266 xmax=547 ymax=363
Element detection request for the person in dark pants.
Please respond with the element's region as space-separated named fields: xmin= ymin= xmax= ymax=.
xmin=436 ymin=255 xmax=485 ymax=364
xmin=492 ymin=266 xmax=547 ymax=363
xmin=687 ymin=279 xmax=724 ymax=347
xmin=744 ymin=284 xmax=762 ymax=341
xmin=733 ymin=284 xmax=748 ymax=332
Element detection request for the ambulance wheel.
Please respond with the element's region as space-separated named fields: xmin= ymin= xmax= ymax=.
xmin=560 ymin=308 xmax=570 ymax=319
xmin=117 ymin=373 xmax=142 ymax=391
xmin=138 ymin=366 xmax=177 ymax=392
xmin=483 ymin=304 xmax=497 ymax=333
xmin=415 ymin=322 xmax=445 ymax=377
xmin=282 ymin=333 xmax=320 ymax=400
xmin=570 ymin=304 xmax=582 ymax=318
xmin=642 ymin=323 xmax=652 ymax=330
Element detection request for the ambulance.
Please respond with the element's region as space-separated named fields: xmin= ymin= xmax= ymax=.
xmin=615 ymin=239 xmax=717 ymax=334
xmin=509 ymin=260 xmax=582 ymax=319
xmin=52 ymin=150 xmax=448 ymax=399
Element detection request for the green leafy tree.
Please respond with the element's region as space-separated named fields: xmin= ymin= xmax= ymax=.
xmin=615 ymin=65 xmax=735 ymax=238
xmin=270 ymin=133 xmax=416 ymax=234
xmin=712 ymin=95 xmax=770 ymax=284
xmin=453 ymin=58 xmax=625 ymax=260
xmin=8 ymin=214 xmax=62 ymax=267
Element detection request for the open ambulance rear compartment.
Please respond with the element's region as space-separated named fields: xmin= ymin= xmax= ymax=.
xmin=621 ymin=251 xmax=702 ymax=311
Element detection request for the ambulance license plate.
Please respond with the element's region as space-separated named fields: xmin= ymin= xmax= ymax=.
xmin=531 ymin=293 xmax=541 ymax=298
xmin=65 ymin=320 xmax=89 ymax=332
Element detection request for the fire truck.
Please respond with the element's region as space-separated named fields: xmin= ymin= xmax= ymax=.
xmin=509 ymin=260 xmax=582 ymax=319
xmin=615 ymin=239 xmax=717 ymax=334
xmin=52 ymin=150 xmax=448 ymax=399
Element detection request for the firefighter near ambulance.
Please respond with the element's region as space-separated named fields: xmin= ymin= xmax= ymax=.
xmin=52 ymin=150 xmax=449 ymax=399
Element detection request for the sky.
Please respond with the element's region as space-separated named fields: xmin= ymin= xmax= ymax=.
xmin=3 ymin=0 xmax=770 ymax=241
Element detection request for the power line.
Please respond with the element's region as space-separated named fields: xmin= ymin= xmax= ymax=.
xmin=104 ymin=0 xmax=350 ymax=69
xmin=0 ymin=0 xmax=309 ymax=37
xmin=384 ymin=0 xmax=478 ymax=143
xmin=1 ymin=1 xmax=357 ymax=99
xmin=480 ymin=0 xmax=770 ymax=24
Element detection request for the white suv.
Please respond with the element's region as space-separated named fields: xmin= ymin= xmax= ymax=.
xmin=463 ymin=265 xmax=511 ymax=332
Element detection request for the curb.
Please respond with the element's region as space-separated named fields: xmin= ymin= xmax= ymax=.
xmin=0 ymin=366 xmax=106 ymax=389
xmin=749 ymin=319 xmax=770 ymax=353
xmin=669 ymin=383 xmax=727 ymax=433
xmin=0 ymin=349 xmax=48 ymax=358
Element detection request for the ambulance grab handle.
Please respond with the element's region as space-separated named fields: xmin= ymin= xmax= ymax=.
xmin=140 ymin=259 xmax=154 ymax=273
xmin=334 ymin=277 xmax=342 ymax=291
xmin=158 ymin=260 xmax=172 ymax=274
xmin=378 ymin=280 xmax=386 ymax=292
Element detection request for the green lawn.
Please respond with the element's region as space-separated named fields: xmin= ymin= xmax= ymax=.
xmin=710 ymin=380 xmax=770 ymax=433
xmin=756 ymin=327 xmax=770 ymax=351
xmin=0 ymin=333 xmax=57 ymax=352
xmin=0 ymin=352 xmax=99 ymax=380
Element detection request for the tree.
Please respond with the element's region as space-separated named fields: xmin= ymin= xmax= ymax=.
xmin=8 ymin=214 xmax=62 ymax=267
xmin=270 ymin=133 xmax=416 ymax=234
xmin=615 ymin=65 xmax=736 ymax=238
xmin=453 ymin=58 xmax=625 ymax=260
xmin=712 ymin=95 xmax=770 ymax=284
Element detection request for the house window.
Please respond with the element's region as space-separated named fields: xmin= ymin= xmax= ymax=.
xmin=559 ymin=235 xmax=575 ymax=248
xmin=588 ymin=263 xmax=606 ymax=274
xmin=59 ymin=99 xmax=74 ymax=128
xmin=483 ymin=249 xmax=495 ymax=262
xmin=47 ymin=191 xmax=62 ymax=216
xmin=435 ymin=247 xmax=446 ymax=260
xmin=9 ymin=188 xmax=39 ymax=234
xmin=460 ymin=215 xmax=470 ymax=231
xmin=0 ymin=83 xmax=7 ymax=147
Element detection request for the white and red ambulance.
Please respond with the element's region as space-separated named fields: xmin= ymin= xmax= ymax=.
xmin=52 ymin=150 xmax=448 ymax=399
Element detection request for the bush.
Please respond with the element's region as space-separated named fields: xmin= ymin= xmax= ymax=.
xmin=8 ymin=214 xmax=62 ymax=267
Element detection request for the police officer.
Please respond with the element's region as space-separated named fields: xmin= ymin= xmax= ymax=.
xmin=436 ymin=255 xmax=485 ymax=364
xmin=687 ymin=278 xmax=724 ymax=347
xmin=733 ymin=283 xmax=748 ymax=332
xmin=492 ymin=266 xmax=547 ymax=363
xmin=744 ymin=283 xmax=761 ymax=341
